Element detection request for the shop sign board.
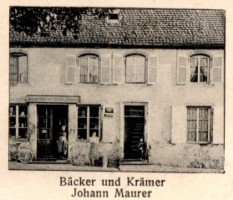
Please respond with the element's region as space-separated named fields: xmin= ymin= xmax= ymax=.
xmin=26 ymin=95 xmax=80 ymax=104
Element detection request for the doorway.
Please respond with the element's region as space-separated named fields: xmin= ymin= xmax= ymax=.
xmin=37 ymin=105 xmax=68 ymax=159
xmin=124 ymin=105 xmax=145 ymax=160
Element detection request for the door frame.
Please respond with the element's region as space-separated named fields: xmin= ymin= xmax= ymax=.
xmin=36 ymin=104 xmax=69 ymax=159
xmin=120 ymin=102 xmax=148 ymax=160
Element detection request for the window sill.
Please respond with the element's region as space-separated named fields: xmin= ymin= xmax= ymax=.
xmin=9 ymin=137 xmax=28 ymax=143
xmin=187 ymin=141 xmax=211 ymax=145
xmin=78 ymin=82 xmax=99 ymax=84
xmin=10 ymin=82 xmax=31 ymax=86
xmin=125 ymin=82 xmax=146 ymax=84
xmin=147 ymin=83 xmax=157 ymax=86
xmin=65 ymin=82 xmax=99 ymax=85
xmin=188 ymin=82 xmax=217 ymax=86
xmin=65 ymin=82 xmax=158 ymax=86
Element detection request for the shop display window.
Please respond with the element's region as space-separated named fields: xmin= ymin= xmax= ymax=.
xmin=9 ymin=104 xmax=28 ymax=140
xmin=77 ymin=105 xmax=101 ymax=141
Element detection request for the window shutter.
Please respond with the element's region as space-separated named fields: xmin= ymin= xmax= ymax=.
xmin=212 ymin=56 xmax=224 ymax=83
xmin=66 ymin=55 xmax=76 ymax=84
xmin=101 ymin=55 xmax=111 ymax=84
xmin=177 ymin=56 xmax=188 ymax=85
xmin=76 ymin=57 xmax=81 ymax=83
xmin=212 ymin=106 xmax=224 ymax=144
xmin=171 ymin=106 xmax=187 ymax=144
xmin=18 ymin=55 xmax=28 ymax=83
xmin=113 ymin=54 xmax=124 ymax=84
xmin=148 ymin=55 xmax=158 ymax=84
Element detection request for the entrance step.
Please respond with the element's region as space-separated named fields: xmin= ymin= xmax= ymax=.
xmin=120 ymin=159 xmax=150 ymax=165
xmin=29 ymin=160 xmax=71 ymax=164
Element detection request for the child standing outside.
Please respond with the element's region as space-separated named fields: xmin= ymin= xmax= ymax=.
xmin=138 ymin=137 xmax=147 ymax=160
xmin=57 ymin=125 xmax=68 ymax=159
xmin=89 ymin=132 xmax=99 ymax=166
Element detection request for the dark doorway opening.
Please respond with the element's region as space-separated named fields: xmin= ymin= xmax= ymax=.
xmin=124 ymin=105 xmax=145 ymax=160
xmin=37 ymin=105 xmax=68 ymax=160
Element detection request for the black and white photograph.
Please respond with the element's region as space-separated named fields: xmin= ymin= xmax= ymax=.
xmin=8 ymin=6 xmax=225 ymax=172
xmin=2 ymin=0 xmax=233 ymax=199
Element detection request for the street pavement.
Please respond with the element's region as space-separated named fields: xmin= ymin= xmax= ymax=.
xmin=8 ymin=161 xmax=224 ymax=173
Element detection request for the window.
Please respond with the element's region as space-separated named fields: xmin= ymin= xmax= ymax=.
xmin=9 ymin=104 xmax=28 ymax=140
xmin=107 ymin=9 xmax=120 ymax=22
xmin=77 ymin=105 xmax=101 ymax=140
xmin=187 ymin=107 xmax=213 ymax=143
xmin=125 ymin=54 xmax=146 ymax=83
xmin=79 ymin=55 xmax=99 ymax=83
xmin=109 ymin=13 xmax=119 ymax=20
xmin=190 ymin=55 xmax=210 ymax=82
xmin=10 ymin=52 xmax=28 ymax=84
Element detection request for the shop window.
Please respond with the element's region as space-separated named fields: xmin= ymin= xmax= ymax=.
xmin=79 ymin=55 xmax=99 ymax=83
xmin=125 ymin=54 xmax=146 ymax=83
xmin=77 ymin=105 xmax=101 ymax=140
xmin=10 ymin=52 xmax=28 ymax=84
xmin=9 ymin=104 xmax=28 ymax=140
xmin=187 ymin=106 xmax=213 ymax=143
xmin=190 ymin=55 xmax=210 ymax=82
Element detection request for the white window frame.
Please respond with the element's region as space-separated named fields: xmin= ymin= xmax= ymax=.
xmin=77 ymin=105 xmax=101 ymax=141
xmin=125 ymin=54 xmax=146 ymax=83
xmin=79 ymin=54 xmax=100 ymax=83
xmin=187 ymin=106 xmax=212 ymax=144
xmin=9 ymin=104 xmax=28 ymax=141
xmin=190 ymin=54 xmax=210 ymax=83
xmin=10 ymin=52 xmax=28 ymax=85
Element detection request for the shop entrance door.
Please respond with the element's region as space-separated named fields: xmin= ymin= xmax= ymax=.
xmin=37 ymin=105 xmax=68 ymax=159
xmin=124 ymin=105 xmax=145 ymax=159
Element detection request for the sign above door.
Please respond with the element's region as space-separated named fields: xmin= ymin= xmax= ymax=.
xmin=25 ymin=95 xmax=80 ymax=104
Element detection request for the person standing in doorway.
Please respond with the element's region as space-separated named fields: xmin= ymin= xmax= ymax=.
xmin=57 ymin=125 xmax=68 ymax=159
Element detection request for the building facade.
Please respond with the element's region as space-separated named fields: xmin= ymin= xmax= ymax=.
xmin=9 ymin=7 xmax=225 ymax=170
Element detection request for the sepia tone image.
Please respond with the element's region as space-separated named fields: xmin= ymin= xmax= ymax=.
xmin=8 ymin=7 xmax=225 ymax=172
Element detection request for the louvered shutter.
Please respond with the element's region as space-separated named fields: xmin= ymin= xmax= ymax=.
xmin=212 ymin=106 xmax=224 ymax=144
xmin=76 ymin=56 xmax=81 ymax=83
xmin=212 ymin=55 xmax=224 ymax=83
xmin=171 ymin=106 xmax=187 ymax=144
xmin=177 ymin=55 xmax=188 ymax=84
xmin=9 ymin=56 xmax=18 ymax=84
xmin=148 ymin=55 xmax=158 ymax=84
xmin=101 ymin=55 xmax=111 ymax=84
xmin=113 ymin=54 xmax=124 ymax=84
xmin=66 ymin=55 xmax=76 ymax=84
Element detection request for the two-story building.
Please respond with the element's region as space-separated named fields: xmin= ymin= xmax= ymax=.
xmin=9 ymin=7 xmax=225 ymax=170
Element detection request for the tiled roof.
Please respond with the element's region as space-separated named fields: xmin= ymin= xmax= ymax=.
xmin=10 ymin=8 xmax=225 ymax=48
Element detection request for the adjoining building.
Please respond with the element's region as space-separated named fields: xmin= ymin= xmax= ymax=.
xmin=9 ymin=7 xmax=225 ymax=170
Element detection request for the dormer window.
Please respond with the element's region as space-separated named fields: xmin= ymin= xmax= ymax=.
xmin=107 ymin=9 xmax=120 ymax=23
xmin=109 ymin=13 xmax=119 ymax=20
